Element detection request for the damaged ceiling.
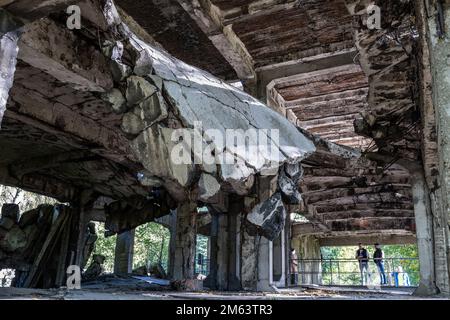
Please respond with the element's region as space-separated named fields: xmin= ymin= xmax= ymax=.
xmin=0 ymin=0 xmax=426 ymax=244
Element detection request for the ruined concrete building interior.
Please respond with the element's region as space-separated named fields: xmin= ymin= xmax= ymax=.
xmin=0 ymin=0 xmax=449 ymax=301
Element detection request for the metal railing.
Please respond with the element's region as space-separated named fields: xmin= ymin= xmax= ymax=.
xmin=292 ymin=258 xmax=419 ymax=287
xmin=195 ymin=258 xmax=210 ymax=276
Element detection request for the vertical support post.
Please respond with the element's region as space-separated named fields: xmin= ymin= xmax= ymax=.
xmin=167 ymin=209 xmax=177 ymax=279
xmin=172 ymin=202 xmax=197 ymax=281
xmin=204 ymin=209 xmax=219 ymax=290
xmin=417 ymin=0 xmax=450 ymax=295
xmin=411 ymin=170 xmax=438 ymax=295
xmin=114 ymin=229 xmax=135 ymax=274
xmin=227 ymin=195 xmax=241 ymax=290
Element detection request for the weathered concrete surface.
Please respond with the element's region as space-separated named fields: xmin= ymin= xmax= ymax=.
xmin=114 ymin=230 xmax=135 ymax=274
xmin=422 ymin=0 xmax=450 ymax=295
xmin=292 ymin=235 xmax=322 ymax=285
xmin=411 ymin=171 xmax=437 ymax=295
xmin=172 ymin=202 xmax=197 ymax=281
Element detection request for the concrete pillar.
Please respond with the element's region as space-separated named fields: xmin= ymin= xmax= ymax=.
xmin=411 ymin=171 xmax=438 ymax=295
xmin=256 ymin=236 xmax=273 ymax=291
xmin=172 ymin=202 xmax=197 ymax=280
xmin=204 ymin=210 xmax=219 ymax=289
xmin=291 ymin=235 xmax=322 ymax=285
xmin=205 ymin=198 xmax=241 ymax=290
xmin=226 ymin=197 xmax=241 ymax=290
xmin=167 ymin=209 xmax=177 ymax=279
xmin=420 ymin=0 xmax=450 ymax=295
xmin=240 ymin=229 xmax=275 ymax=291
xmin=114 ymin=230 xmax=135 ymax=274
xmin=273 ymin=229 xmax=286 ymax=286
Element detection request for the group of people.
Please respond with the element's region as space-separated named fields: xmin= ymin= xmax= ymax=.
xmin=289 ymin=243 xmax=411 ymax=287
xmin=356 ymin=243 xmax=410 ymax=286
xmin=356 ymin=243 xmax=387 ymax=285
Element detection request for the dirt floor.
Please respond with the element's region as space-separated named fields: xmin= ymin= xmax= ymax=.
xmin=0 ymin=286 xmax=448 ymax=300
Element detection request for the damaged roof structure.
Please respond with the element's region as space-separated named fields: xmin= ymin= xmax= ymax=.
xmin=0 ymin=0 xmax=449 ymax=297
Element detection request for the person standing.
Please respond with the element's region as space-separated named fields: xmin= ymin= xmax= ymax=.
xmin=290 ymin=248 xmax=299 ymax=286
xmin=356 ymin=243 xmax=369 ymax=285
xmin=373 ymin=243 xmax=387 ymax=285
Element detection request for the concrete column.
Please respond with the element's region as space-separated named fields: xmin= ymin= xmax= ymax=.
xmin=256 ymin=236 xmax=273 ymax=291
xmin=272 ymin=229 xmax=285 ymax=285
xmin=205 ymin=198 xmax=242 ymax=291
xmin=291 ymin=235 xmax=322 ymax=285
xmin=114 ymin=230 xmax=135 ymax=274
xmin=172 ymin=202 xmax=197 ymax=280
xmin=411 ymin=171 xmax=438 ymax=295
xmin=167 ymin=209 xmax=177 ymax=279
xmin=421 ymin=0 xmax=450 ymax=295
xmin=204 ymin=210 xmax=219 ymax=289
xmin=240 ymin=230 xmax=275 ymax=291
xmin=226 ymin=197 xmax=241 ymax=290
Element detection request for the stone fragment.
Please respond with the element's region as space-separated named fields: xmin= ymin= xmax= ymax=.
xmin=285 ymin=162 xmax=303 ymax=183
xmin=139 ymin=92 xmax=168 ymax=127
xmin=133 ymin=266 xmax=148 ymax=276
xmin=131 ymin=126 xmax=195 ymax=196
xmin=170 ymin=279 xmax=203 ymax=291
xmin=149 ymin=262 xmax=167 ymax=279
xmin=0 ymin=226 xmax=27 ymax=252
xmin=121 ymin=109 xmax=144 ymax=135
xmin=198 ymin=173 xmax=221 ymax=203
xmin=148 ymin=75 xmax=163 ymax=90
xmin=126 ymin=76 xmax=157 ymax=106
xmin=0 ymin=217 xmax=15 ymax=230
xmin=1 ymin=203 xmax=19 ymax=222
xmin=278 ymin=171 xmax=302 ymax=205
xmin=82 ymin=254 xmax=106 ymax=281
xmin=110 ymin=60 xmax=131 ymax=82
xmin=101 ymin=88 xmax=127 ymax=114
xmin=246 ymin=193 xmax=286 ymax=241
xmin=133 ymin=49 xmax=153 ymax=76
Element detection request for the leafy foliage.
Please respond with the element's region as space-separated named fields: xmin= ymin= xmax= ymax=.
xmin=320 ymin=244 xmax=420 ymax=286
xmin=0 ymin=185 xmax=57 ymax=213
xmin=91 ymin=222 xmax=170 ymax=273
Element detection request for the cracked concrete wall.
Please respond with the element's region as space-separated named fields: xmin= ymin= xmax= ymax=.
xmin=424 ymin=0 xmax=450 ymax=295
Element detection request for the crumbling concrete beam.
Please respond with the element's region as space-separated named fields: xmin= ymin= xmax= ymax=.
xmin=17 ymin=18 xmax=113 ymax=92
xmin=1 ymin=0 xmax=81 ymax=22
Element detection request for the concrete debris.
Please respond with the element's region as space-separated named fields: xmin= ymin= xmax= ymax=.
xmin=198 ymin=173 xmax=221 ymax=203
xmin=126 ymin=76 xmax=157 ymax=106
xmin=101 ymin=88 xmax=127 ymax=114
xmin=149 ymin=263 xmax=167 ymax=279
xmin=246 ymin=193 xmax=286 ymax=241
xmin=132 ymin=266 xmax=148 ymax=276
xmin=1 ymin=204 xmax=19 ymax=222
xmin=170 ymin=279 xmax=203 ymax=292
xmin=121 ymin=109 xmax=144 ymax=135
xmin=110 ymin=60 xmax=132 ymax=83
xmin=285 ymin=162 xmax=303 ymax=184
xmin=278 ymin=171 xmax=303 ymax=205
xmin=139 ymin=92 xmax=168 ymax=127
xmin=82 ymin=254 xmax=106 ymax=282
xmin=0 ymin=217 xmax=15 ymax=230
